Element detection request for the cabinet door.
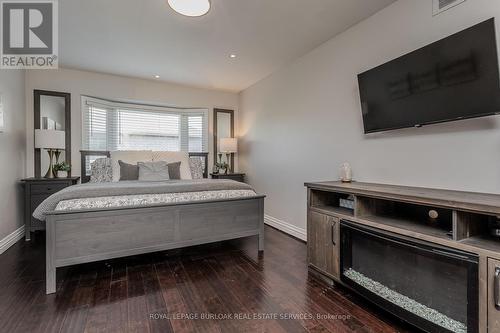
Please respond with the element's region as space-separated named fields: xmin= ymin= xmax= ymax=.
xmin=489 ymin=258 xmax=500 ymax=332
xmin=307 ymin=210 xmax=340 ymax=280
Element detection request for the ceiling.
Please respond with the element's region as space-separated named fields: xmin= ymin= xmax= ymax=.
xmin=60 ymin=0 xmax=396 ymax=92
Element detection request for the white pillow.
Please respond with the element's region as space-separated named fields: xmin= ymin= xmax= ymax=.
xmin=152 ymin=151 xmax=192 ymax=180
xmin=110 ymin=150 xmax=153 ymax=182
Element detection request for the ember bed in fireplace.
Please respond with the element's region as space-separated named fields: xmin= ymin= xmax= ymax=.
xmin=341 ymin=220 xmax=479 ymax=333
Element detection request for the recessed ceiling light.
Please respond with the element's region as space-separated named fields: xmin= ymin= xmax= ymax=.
xmin=230 ymin=54 xmax=236 ymax=58
xmin=168 ymin=0 xmax=210 ymax=17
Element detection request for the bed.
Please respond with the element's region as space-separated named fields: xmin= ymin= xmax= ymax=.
xmin=38 ymin=150 xmax=265 ymax=294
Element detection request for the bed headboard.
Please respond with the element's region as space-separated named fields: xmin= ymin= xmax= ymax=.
xmin=80 ymin=150 xmax=209 ymax=183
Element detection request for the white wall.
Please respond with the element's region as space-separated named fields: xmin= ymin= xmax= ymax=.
xmin=25 ymin=68 xmax=239 ymax=178
xmin=239 ymin=0 xmax=500 ymax=235
xmin=0 ymin=70 xmax=26 ymax=240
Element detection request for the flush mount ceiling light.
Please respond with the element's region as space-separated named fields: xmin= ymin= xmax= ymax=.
xmin=168 ymin=0 xmax=211 ymax=17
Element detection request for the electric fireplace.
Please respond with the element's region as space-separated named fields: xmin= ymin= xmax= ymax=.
xmin=340 ymin=220 xmax=479 ymax=333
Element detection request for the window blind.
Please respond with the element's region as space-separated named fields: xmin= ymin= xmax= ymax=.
xmin=82 ymin=96 xmax=208 ymax=153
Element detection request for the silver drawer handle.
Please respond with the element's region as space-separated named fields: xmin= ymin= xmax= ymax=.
xmin=331 ymin=222 xmax=336 ymax=246
xmin=495 ymin=267 xmax=500 ymax=310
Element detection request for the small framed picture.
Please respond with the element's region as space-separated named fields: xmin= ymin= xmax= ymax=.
xmin=42 ymin=116 xmax=56 ymax=130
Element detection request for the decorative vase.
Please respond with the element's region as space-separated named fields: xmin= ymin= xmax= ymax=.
xmin=340 ymin=162 xmax=353 ymax=183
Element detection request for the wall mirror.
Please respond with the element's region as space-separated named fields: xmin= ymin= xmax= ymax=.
xmin=34 ymin=90 xmax=71 ymax=178
xmin=213 ymin=108 xmax=234 ymax=172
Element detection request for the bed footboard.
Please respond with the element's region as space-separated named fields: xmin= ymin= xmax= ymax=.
xmin=46 ymin=196 xmax=264 ymax=294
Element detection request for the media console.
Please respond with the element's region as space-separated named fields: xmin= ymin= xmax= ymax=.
xmin=305 ymin=181 xmax=500 ymax=333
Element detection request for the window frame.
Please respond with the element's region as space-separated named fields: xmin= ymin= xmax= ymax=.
xmin=81 ymin=95 xmax=209 ymax=153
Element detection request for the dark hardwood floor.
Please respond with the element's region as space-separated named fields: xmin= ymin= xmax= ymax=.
xmin=0 ymin=226 xmax=414 ymax=333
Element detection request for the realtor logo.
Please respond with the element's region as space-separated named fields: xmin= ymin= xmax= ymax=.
xmin=1 ymin=0 xmax=58 ymax=68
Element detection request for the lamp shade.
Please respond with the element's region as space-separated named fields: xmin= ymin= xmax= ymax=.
xmin=35 ymin=129 xmax=65 ymax=149
xmin=220 ymin=137 xmax=237 ymax=153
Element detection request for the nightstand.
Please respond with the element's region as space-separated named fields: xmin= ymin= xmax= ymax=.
xmin=210 ymin=173 xmax=246 ymax=183
xmin=21 ymin=177 xmax=79 ymax=241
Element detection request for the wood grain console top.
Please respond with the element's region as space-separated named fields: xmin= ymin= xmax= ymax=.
xmin=305 ymin=181 xmax=500 ymax=215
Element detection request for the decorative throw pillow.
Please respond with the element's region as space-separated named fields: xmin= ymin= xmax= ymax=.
xmin=90 ymin=158 xmax=112 ymax=183
xmin=167 ymin=161 xmax=182 ymax=180
xmin=118 ymin=160 xmax=139 ymax=181
xmin=110 ymin=150 xmax=153 ymax=182
xmin=138 ymin=161 xmax=170 ymax=181
xmin=189 ymin=157 xmax=204 ymax=179
xmin=151 ymin=151 xmax=192 ymax=180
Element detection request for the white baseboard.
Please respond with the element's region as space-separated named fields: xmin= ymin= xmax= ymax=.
xmin=264 ymin=214 xmax=307 ymax=241
xmin=0 ymin=225 xmax=25 ymax=255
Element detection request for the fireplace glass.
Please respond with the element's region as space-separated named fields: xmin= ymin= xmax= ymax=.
xmin=341 ymin=221 xmax=478 ymax=333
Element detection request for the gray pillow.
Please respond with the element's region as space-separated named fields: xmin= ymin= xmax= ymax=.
xmin=118 ymin=160 xmax=139 ymax=181
xmin=167 ymin=161 xmax=181 ymax=180
xmin=138 ymin=161 xmax=170 ymax=181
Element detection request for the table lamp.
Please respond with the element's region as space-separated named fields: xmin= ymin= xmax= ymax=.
xmin=35 ymin=129 xmax=65 ymax=178
xmin=220 ymin=137 xmax=237 ymax=173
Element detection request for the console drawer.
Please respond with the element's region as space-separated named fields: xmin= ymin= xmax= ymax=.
xmin=307 ymin=210 xmax=340 ymax=280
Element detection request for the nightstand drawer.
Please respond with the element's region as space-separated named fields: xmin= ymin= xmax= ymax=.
xmin=31 ymin=182 xmax=69 ymax=195
xmin=210 ymin=173 xmax=246 ymax=183
xmin=218 ymin=175 xmax=243 ymax=181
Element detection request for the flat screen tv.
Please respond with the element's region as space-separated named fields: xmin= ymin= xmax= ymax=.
xmin=358 ymin=18 xmax=500 ymax=133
